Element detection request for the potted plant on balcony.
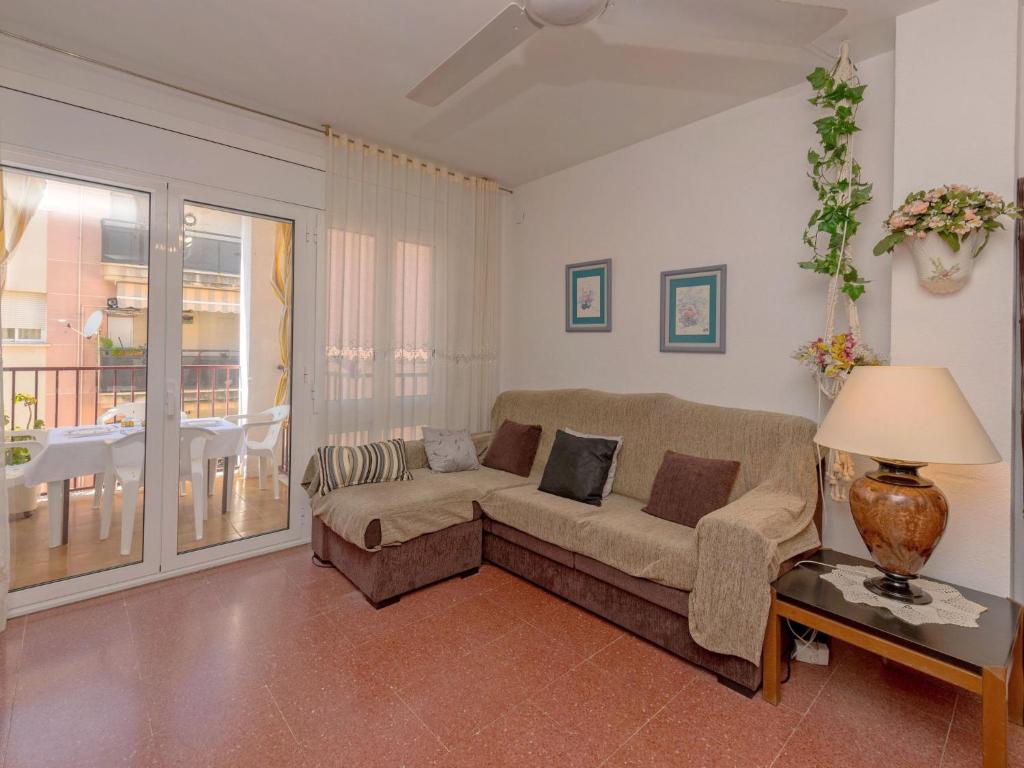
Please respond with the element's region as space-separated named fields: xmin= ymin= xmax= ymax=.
xmin=873 ymin=185 xmax=1020 ymax=294
xmin=6 ymin=392 xmax=45 ymax=518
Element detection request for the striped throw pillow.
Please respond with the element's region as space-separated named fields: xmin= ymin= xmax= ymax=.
xmin=312 ymin=439 xmax=413 ymax=497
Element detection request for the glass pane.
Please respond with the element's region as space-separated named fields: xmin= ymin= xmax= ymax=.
xmin=3 ymin=168 xmax=151 ymax=590
xmin=177 ymin=203 xmax=292 ymax=553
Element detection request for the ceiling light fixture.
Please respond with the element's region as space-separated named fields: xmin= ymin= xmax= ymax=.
xmin=523 ymin=0 xmax=608 ymax=26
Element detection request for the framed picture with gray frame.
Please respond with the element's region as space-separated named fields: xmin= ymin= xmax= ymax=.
xmin=565 ymin=258 xmax=611 ymax=332
xmin=659 ymin=264 xmax=727 ymax=353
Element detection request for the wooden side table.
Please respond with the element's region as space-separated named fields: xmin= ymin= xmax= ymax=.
xmin=762 ymin=550 xmax=1023 ymax=768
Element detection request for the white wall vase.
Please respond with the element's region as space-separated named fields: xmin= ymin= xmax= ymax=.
xmin=905 ymin=231 xmax=984 ymax=295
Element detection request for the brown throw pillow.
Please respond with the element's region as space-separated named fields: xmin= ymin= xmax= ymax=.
xmin=643 ymin=450 xmax=740 ymax=527
xmin=482 ymin=420 xmax=542 ymax=477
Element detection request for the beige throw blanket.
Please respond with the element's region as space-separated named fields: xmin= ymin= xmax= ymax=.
xmin=689 ymin=483 xmax=819 ymax=665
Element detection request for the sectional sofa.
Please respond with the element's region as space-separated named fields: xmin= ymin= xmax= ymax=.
xmin=305 ymin=388 xmax=821 ymax=693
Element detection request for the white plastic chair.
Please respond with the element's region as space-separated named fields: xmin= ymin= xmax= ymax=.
xmin=97 ymin=403 xmax=193 ymax=506
xmin=100 ymin=430 xmax=146 ymax=556
xmin=227 ymin=405 xmax=289 ymax=500
xmin=4 ymin=429 xmax=48 ymax=516
xmin=178 ymin=426 xmax=217 ymax=540
xmin=94 ymin=401 xmax=146 ymax=511
xmin=100 ymin=426 xmax=215 ymax=555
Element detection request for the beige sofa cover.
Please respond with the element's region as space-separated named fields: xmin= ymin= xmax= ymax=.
xmin=489 ymin=389 xmax=819 ymax=665
xmin=307 ymin=389 xmax=818 ymax=666
xmin=304 ymin=433 xmax=528 ymax=550
xmin=483 ymin=485 xmax=699 ymax=591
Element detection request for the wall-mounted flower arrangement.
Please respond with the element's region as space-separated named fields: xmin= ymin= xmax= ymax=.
xmin=873 ymin=185 xmax=1020 ymax=294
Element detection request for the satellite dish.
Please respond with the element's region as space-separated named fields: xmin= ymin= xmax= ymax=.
xmin=82 ymin=310 xmax=104 ymax=340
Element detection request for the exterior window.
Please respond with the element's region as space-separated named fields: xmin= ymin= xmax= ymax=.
xmin=101 ymin=219 xmax=148 ymax=266
xmin=184 ymin=232 xmax=242 ymax=275
xmin=1 ymin=292 xmax=47 ymax=343
xmin=327 ymin=230 xmax=376 ymax=401
xmin=393 ymin=241 xmax=431 ymax=398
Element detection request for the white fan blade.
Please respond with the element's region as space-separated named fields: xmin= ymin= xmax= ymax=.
xmin=600 ymin=0 xmax=847 ymax=47
xmin=407 ymin=3 xmax=542 ymax=106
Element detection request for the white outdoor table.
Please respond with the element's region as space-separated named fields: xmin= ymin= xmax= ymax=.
xmin=23 ymin=418 xmax=245 ymax=548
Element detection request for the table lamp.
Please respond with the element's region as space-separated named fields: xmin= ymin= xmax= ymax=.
xmin=814 ymin=366 xmax=1000 ymax=605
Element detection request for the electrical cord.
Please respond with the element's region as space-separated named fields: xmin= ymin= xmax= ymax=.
xmin=782 ymin=560 xmax=837 ymax=674
xmin=793 ymin=559 xmax=837 ymax=571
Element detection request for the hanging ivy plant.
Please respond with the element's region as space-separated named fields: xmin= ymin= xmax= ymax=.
xmin=799 ymin=65 xmax=873 ymax=301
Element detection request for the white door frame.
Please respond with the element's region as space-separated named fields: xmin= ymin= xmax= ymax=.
xmin=163 ymin=182 xmax=315 ymax=573
xmin=2 ymin=150 xmax=318 ymax=616
xmin=2 ymin=147 xmax=169 ymax=613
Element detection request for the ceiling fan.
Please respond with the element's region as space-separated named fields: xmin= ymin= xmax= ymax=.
xmin=407 ymin=0 xmax=847 ymax=107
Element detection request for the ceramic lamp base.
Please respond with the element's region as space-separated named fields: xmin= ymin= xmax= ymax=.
xmin=849 ymin=459 xmax=949 ymax=605
xmin=864 ymin=572 xmax=932 ymax=605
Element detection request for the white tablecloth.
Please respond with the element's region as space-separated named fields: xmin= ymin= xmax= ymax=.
xmin=23 ymin=418 xmax=245 ymax=485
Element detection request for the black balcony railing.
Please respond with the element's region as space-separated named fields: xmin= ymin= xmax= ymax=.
xmin=3 ymin=363 xmax=290 ymax=488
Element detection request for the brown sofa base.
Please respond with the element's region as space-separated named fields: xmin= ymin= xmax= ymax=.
xmin=482 ymin=527 xmax=763 ymax=693
xmin=311 ymin=515 xmax=483 ymax=607
xmin=312 ymin=494 xmax=809 ymax=692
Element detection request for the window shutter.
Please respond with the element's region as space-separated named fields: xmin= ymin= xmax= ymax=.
xmin=1 ymin=292 xmax=47 ymax=333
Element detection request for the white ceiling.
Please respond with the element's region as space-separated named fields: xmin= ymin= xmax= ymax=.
xmin=0 ymin=0 xmax=935 ymax=187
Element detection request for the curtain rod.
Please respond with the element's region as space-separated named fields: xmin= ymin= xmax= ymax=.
xmin=322 ymin=128 xmax=512 ymax=193
xmin=0 ymin=28 xmax=513 ymax=194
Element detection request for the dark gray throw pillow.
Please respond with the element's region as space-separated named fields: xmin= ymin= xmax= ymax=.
xmin=538 ymin=429 xmax=619 ymax=506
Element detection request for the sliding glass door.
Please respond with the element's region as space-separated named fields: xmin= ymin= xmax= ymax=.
xmin=163 ymin=186 xmax=311 ymax=571
xmin=4 ymin=152 xmax=315 ymax=613
xmin=3 ymin=157 xmax=168 ymax=608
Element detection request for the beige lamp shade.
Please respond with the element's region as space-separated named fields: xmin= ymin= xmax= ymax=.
xmin=814 ymin=366 xmax=1001 ymax=465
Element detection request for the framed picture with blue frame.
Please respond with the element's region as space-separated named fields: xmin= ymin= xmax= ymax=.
xmin=565 ymin=258 xmax=611 ymax=332
xmin=659 ymin=264 xmax=727 ymax=353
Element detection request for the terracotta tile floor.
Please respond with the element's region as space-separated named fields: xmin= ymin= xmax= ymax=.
xmin=1 ymin=547 xmax=1021 ymax=767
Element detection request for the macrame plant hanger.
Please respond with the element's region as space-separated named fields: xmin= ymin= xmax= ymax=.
xmin=818 ymin=42 xmax=859 ymax=502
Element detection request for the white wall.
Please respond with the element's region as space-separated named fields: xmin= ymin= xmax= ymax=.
xmin=890 ymin=0 xmax=1019 ymax=597
xmin=502 ymin=52 xmax=896 ymax=550
xmin=1016 ymin=13 xmax=1024 ymax=602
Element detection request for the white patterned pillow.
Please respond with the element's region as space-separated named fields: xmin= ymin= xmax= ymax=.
xmin=311 ymin=438 xmax=413 ymax=496
xmin=564 ymin=428 xmax=623 ymax=499
xmin=422 ymin=427 xmax=480 ymax=473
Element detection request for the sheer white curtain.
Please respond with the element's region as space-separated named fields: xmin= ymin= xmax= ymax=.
xmin=324 ymin=135 xmax=500 ymax=446
xmin=1 ymin=170 xmax=47 ymax=632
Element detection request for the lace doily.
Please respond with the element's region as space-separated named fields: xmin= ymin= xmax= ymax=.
xmin=819 ymin=565 xmax=987 ymax=627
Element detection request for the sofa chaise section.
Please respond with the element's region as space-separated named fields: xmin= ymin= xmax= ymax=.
xmin=307 ymin=432 xmax=529 ymax=607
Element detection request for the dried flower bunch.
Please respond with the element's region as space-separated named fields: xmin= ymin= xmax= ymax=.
xmin=793 ymin=333 xmax=884 ymax=381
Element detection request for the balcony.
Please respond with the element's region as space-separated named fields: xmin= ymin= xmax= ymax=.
xmin=3 ymin=361 xmax=290 ymax=490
